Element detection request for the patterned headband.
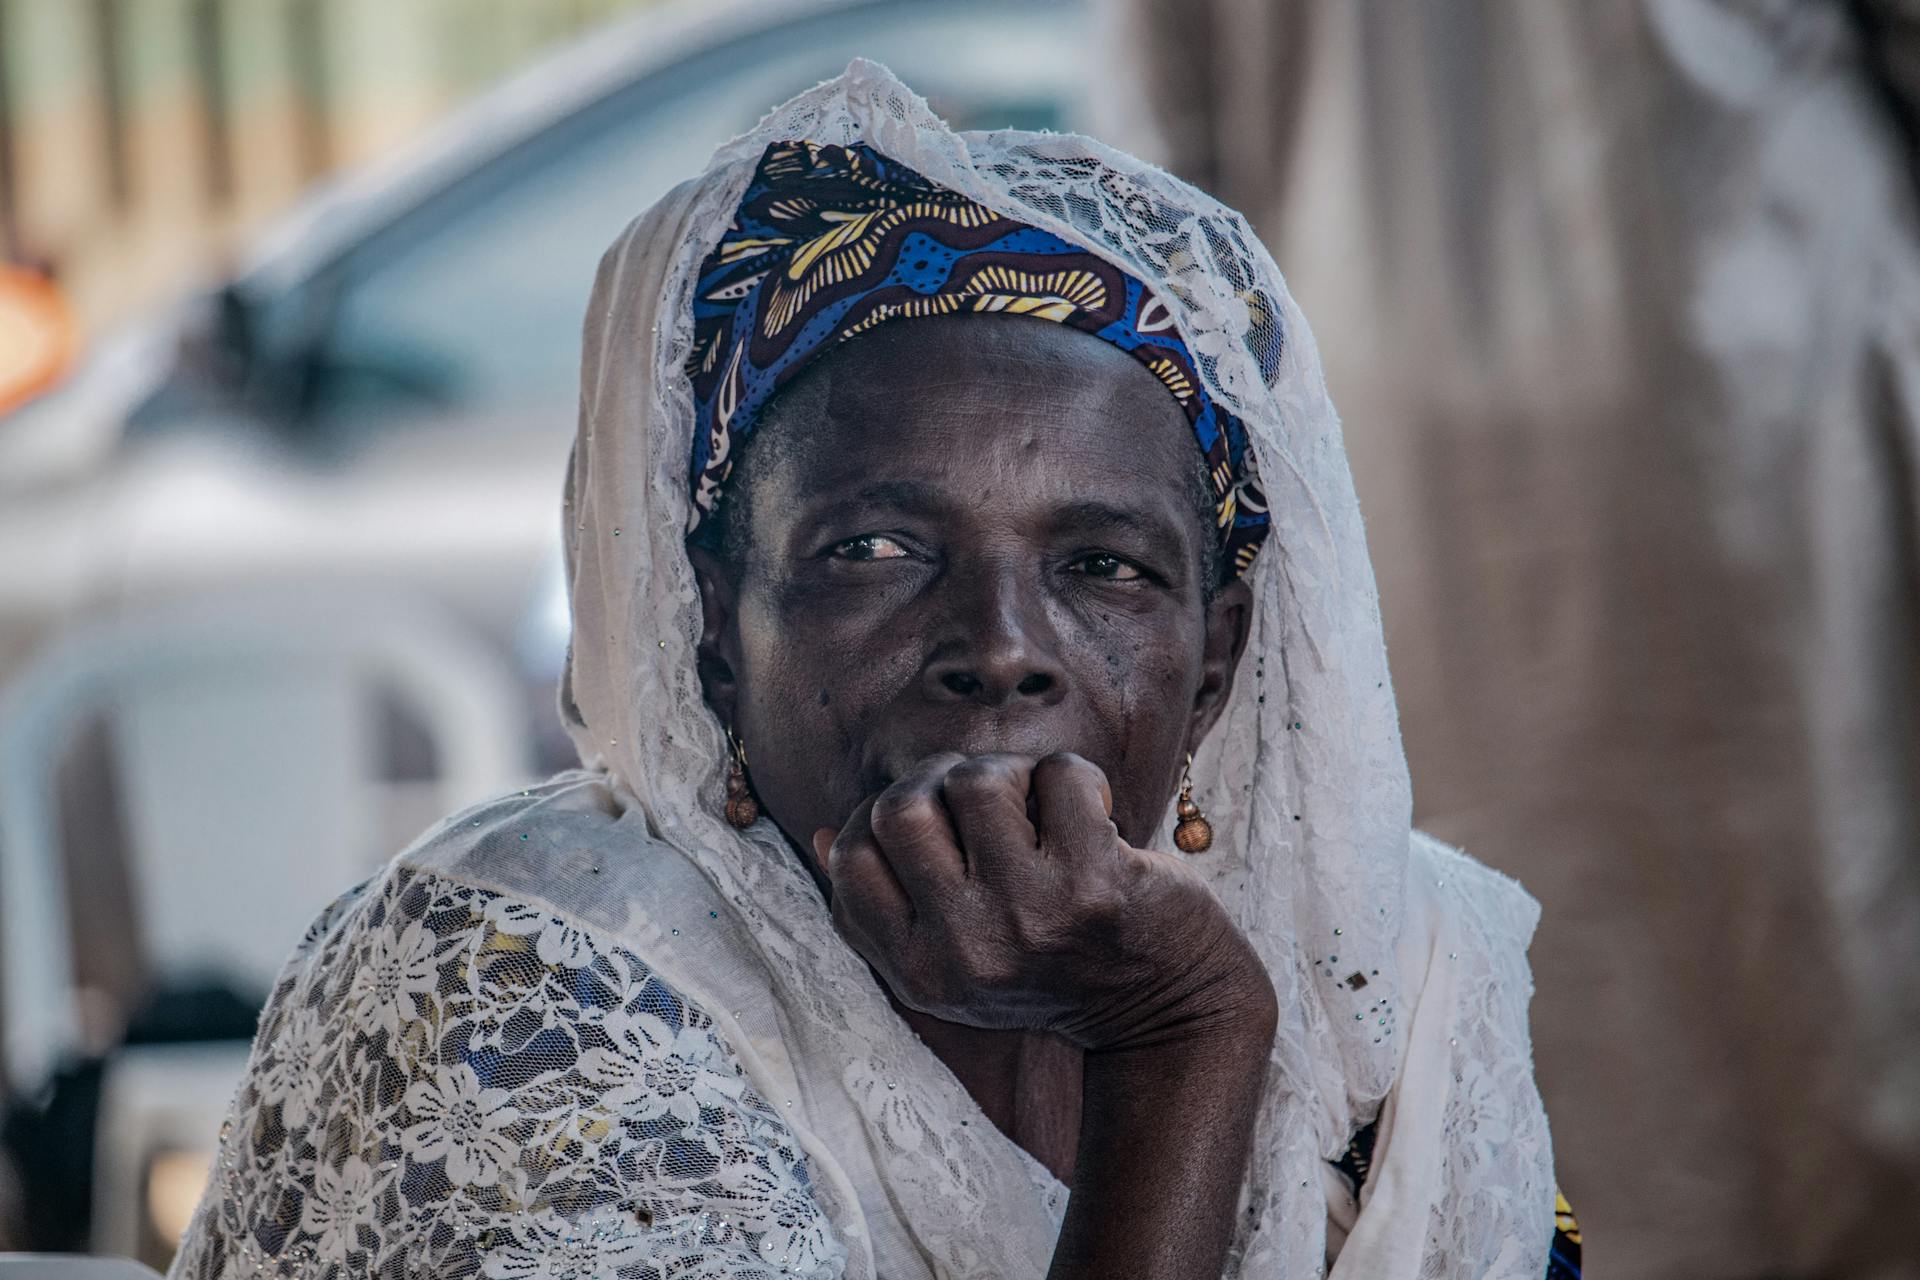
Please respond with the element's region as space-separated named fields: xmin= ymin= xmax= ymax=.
xmin=686 ymin=141 xmax=1271 ymax=577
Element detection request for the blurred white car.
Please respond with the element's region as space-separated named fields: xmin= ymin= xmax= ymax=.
xmin=0 ymin=0 xmax=1087 ymax=1259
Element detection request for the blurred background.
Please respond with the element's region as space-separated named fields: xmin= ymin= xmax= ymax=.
xmin=0 ymin=1 xmax=1915 ymax=1275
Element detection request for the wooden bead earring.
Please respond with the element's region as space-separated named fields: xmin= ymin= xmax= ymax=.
xmin=1173 ymin=752 xmax=1213 ymax=853
xmin=724 ymin=729 xmax=759 ymax=829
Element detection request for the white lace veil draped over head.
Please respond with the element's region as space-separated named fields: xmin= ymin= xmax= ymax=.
xmin=559 ymin=60 xmax=1552 ymax=1278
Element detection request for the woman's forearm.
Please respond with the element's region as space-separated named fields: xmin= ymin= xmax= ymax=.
xmin=1049 ymin=1001 xmax=1278 ymax=1279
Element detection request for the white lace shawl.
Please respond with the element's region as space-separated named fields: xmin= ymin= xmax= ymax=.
xmin=171 ymin=61 xmax=1554 ymax=1280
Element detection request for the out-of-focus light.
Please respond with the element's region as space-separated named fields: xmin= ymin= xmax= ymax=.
xmin=518 ymin=543 xmax=572 ymax=681
xmin=146 ymin=1147 xmax=212 ymax=1244
xmin=0 ymin=265 xmax=75 ymax=414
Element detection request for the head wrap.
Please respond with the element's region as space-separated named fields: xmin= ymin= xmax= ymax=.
xmin=686 ymin=140 xmax=1272 ymax=577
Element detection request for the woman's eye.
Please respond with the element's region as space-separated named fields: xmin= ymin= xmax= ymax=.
xmin=830 ymin=534 xmax=910 ymax=561
xmin=1073 ymin=553 xmax=1143 ymax=581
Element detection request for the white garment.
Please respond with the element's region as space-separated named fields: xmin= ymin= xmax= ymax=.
xmin=171 ymin=62 xmax=1554 ymax=1279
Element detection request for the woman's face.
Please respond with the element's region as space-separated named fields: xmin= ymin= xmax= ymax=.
xmin=690 ymin=315 xmax=1251 ymax=859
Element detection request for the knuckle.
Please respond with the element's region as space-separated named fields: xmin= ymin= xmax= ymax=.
xmin=952 ymin=942 xmax=1014 ymax=995
xmin=868 ymin=787 xmax=936 ymax=843
xmin=1005 ymin=908 xmax=1052 ymax=959
xmin=942 ymin=757 xmax=1009 ymax=805
xmin=831 ymin=830 xmax=879 ymax=876
xmin=1074 ymin=879 xmax=1130 ymax=932
xmin=1036 ymin=749 xmax=1095 ymax=781
xmin=1036 ymin=752 xmax=1103 ymax=801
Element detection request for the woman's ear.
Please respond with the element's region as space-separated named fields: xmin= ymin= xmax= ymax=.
xmin=1187 ymin=577 xmax=1254 ymax=753
xmin=686 ymin=542 xmax=743 ymax=729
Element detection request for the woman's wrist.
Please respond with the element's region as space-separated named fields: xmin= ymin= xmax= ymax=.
xmin=1051 ymin=970 xmax=1275 ymax=1280
xmin=1174 ymin=949 xmax=1279 ymax=1046
xmin=1082 ymin=924 xmax=1279 ymax=1055
xmin=1082 ymin=982 xmax=1276 ymax=1087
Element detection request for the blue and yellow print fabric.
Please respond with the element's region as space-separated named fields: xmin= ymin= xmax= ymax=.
xmin=686 ymin=140 xmax=1272 ymax=577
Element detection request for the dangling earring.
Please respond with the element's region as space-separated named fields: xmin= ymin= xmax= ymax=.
xmin=724 ymin=729 xmax=759 ymax=829
xmin=1173 ymin=752 xmax=1213 ymax=853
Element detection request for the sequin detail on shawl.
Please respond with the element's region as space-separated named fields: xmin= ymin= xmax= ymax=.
xmin=687 ymin=141 xmax=1272 ymax=577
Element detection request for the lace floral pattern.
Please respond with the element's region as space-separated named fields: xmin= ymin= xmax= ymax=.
xmin=1420 ymin=835 xmax=1556 ymax=1278
xmin=172 ymin=863 xmax=845 ymax=1280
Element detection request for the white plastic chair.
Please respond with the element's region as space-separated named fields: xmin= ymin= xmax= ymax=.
xmin=0 ymin=589 xmax=533 ymax=1094
xmin=88 ymin=1040 xmax=254 ymax=1260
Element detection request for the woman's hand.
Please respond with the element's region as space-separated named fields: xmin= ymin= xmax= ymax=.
xmin=816 ymin=751 xmax=1278 ymax=1279
xmin=813 ymin=751 xmax=1277 ymax=1053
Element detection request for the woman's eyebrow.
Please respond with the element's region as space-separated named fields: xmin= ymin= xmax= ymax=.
xmin=1050 ymin=499 xmax=1184 ymax=545
xmin=848 ymin=479 xmax=950 ymax=510
xmin=803 ymin=479 xmax=957 ymax=522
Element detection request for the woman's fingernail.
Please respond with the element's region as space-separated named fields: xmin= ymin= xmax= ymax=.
xmin=812 ymin=828 xmax=835 ymax=870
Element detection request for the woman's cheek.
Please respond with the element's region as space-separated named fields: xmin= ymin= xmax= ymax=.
xmin=1066 ymin=607 xmax=1172 ymax=702
xmin=1103 ymin=621 xmax=1205 ymax=837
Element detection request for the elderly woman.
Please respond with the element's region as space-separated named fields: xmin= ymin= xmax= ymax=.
xmin=172 ymin=64 xmax=1575 ymax=1280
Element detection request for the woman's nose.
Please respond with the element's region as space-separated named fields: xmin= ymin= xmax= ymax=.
xmin=921 ymin=566 xmax=1067 ymax=708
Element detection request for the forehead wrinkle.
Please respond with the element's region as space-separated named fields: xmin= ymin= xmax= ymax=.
xmin=799 ymin=431 xmax=1194 ymax=542
xmin=746 ymin=315 xmax=1207 ymax=534
xmin=816 ymin=368 xmax=1097 ymax=434
xmin=813 ymin=364 xmax=1179 ymax=460
xmin=886 ymin=372 xmax=1073 ymax=403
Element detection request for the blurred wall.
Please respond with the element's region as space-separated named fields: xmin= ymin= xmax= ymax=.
xmin=1100 ymin=2 xmax=1920 ymax=1276
xmin=0 ymin=0 xmax=663 ymax=338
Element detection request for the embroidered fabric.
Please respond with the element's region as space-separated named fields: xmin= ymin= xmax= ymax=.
xmin=172 ymin=862 xmax=845 ymax=1280
xmin=174 ymin=61 xmax=1555 ymax=1279
xmin=1413 ymin=836 xmax=1557 ymax=1280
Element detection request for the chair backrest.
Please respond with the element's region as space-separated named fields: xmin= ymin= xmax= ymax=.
xmin=0 ymin=590 xmax=532 ymax=1090
xmin=88 ymin=1040 xmax=255 ymax=1259
xmin=0 ymin=1256 xmax=163 ymax=1280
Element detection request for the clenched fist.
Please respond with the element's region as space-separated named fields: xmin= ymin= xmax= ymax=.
xmin=812 ymin=751 xmax=1277 ymax=1053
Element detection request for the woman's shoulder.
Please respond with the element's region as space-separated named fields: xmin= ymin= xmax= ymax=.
xmin=262 ymin=770 xmax=740 ymax=1077
xmin=263 ymin=771 xmax=636 ymax=981
xmin=1379 ymin=830 xmax=1558 ymax=1275
xmin=1405 ymin=828 xmax=1543 ymax=967
xmin=395 ymin=767 xmax=630 ymax=875
xmin=1395 ymin=830 xmax=1547 ymax=1096
xmin=176 ymin=777 xmax=848 ymax=1278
